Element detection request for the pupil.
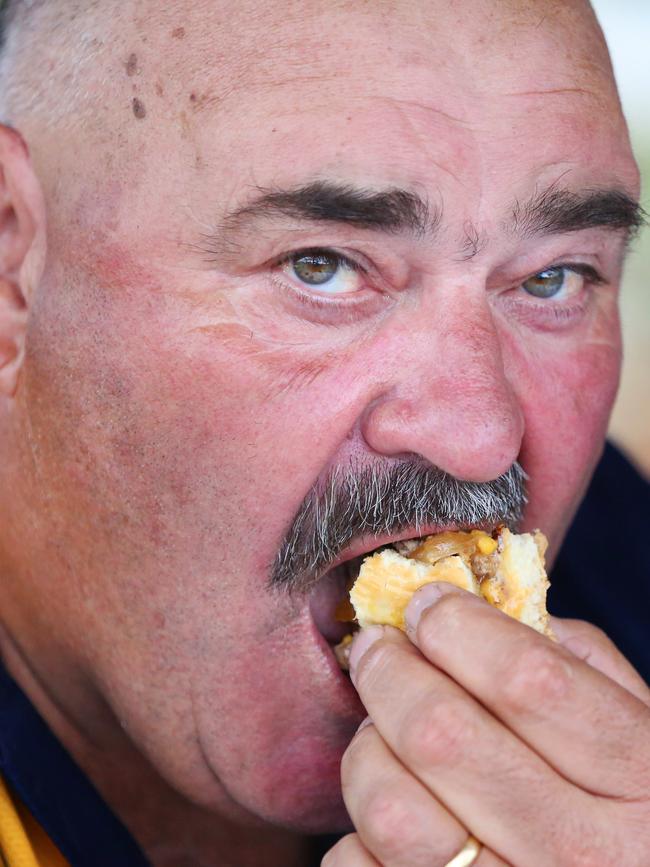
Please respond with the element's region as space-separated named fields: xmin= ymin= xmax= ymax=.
xmin=293 ymin=253 xmax=338 ymax=285
xmin=524 ymin=267 xmax=564 ymax=298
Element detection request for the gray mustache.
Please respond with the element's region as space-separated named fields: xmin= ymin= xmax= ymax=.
xmin=271 ymin=458 xmax=528 ymax=592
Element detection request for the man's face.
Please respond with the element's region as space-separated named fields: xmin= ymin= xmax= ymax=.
xmin=7 ymin=0 xmax=639 ymax=832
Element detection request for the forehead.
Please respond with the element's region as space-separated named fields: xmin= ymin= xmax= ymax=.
xmin=56 ymin=0 xmax=638 ymax=243
xmin=151 ymin=0 xmax=614 ymax=106
xmin=165 ymin=7 xmax=621 ymax=149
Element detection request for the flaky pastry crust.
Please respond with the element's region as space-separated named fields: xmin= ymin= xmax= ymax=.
xmin=335 ymin=528 xmax=554 ymax=667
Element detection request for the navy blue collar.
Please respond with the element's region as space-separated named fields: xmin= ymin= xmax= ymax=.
xmin=0 ymin=664 xmax=149 ymax=866
xmin=550 ymin=441 xmax=650 ymax=685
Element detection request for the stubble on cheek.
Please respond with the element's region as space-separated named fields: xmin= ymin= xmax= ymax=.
xmin=22 ymin=236 xmax=363 ymax=598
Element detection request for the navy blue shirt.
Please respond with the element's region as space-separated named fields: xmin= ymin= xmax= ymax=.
xmin=0 ymin=442 xmax=647 ymax=866
xmin=549 ymin=442 xmax=650 ymax=685
xmin=0 ymin=664 xmax=148 ymax=866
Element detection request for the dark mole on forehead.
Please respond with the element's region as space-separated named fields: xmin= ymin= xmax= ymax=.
xmin=132 ymin=98 xmax=147 ymax=119
xmin=172 ymin=26 xmax=186 ymax=39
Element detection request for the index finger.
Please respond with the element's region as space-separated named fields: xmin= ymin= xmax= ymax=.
xmin=405 ymin=583 xmax=650 ymax=800
xmin=349 ymin=624 xmax=590 ymax=867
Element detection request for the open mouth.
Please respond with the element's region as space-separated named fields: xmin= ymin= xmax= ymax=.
xmin=308 ymin=522 xmax=522 ymax=670
xmin=308 ymin=553 xmax=365 ymax=645
xmin=311 ymin=523 xmax=554 ymax=676
xmin=308 ymin=525 xmax=474 ymax=666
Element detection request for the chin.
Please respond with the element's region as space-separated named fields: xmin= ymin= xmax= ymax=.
xmin=192 ymin=673 xmax=361 ymax=835
xmin=254 ymin=755 xmax=353 ymax=834
xmin=235 ymin=719 xmax=359 ymax=831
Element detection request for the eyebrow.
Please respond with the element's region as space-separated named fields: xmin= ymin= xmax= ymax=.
xmin=220 ymin=181 xmax=436 ymax=237
xmin=512 ymin=187 xmax=646 ymax=239
xmin=208 ymin=180 xmax=645 ymax=261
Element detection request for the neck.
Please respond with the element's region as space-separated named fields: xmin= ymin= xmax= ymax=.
xmin=0 ymin=627 xmax=314 ymax=867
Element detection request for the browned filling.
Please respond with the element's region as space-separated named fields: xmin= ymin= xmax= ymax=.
xmin=332 ymin=527 xmax=507 ymax=670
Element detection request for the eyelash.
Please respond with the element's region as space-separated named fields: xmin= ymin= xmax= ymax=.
xmin=270 ymin=248 xmax=607 ymax=315
xmin=271 ymin=249 xmax=373 ymax=311
xmin=518 ymin=262 xmax=605 ymax=305
xmin=275 ymin=249 xmax=365 ymax=278
xmin=505 ymin=262 xmax=607 ymax=328
xmin=537 ymin=262 xmax=605 ymax=288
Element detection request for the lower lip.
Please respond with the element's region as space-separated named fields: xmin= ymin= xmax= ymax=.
xmin=308 ymin=615 xmax=365 ymax=715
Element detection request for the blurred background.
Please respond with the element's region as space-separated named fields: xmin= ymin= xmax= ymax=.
xmin=592 ymin=0 xmax=650 ymax=478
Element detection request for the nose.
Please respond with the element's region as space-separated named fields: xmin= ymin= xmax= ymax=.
xmin=360 ymin=294 xmax=524 ymax=483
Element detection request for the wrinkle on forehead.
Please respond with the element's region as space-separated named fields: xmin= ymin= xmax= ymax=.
xmin=506 ymin=88 xmax=595 ymax=97
xmin=5 ymin=0 xmax=619 ymax=142
xmin=371 ymin=96 xmax=470 ymax=128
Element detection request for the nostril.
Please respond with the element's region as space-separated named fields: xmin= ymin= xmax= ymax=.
xmin=362 ymin=391 xmax=524 ymax=483
xmin=358 ymin=305 xmax=525 ymax=479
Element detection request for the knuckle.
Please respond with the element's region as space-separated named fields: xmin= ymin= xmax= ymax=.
xmin=553 ymin=815 xmax=619 ymax=867
xmin=559 ymin=843 xmax=612 ymax=867
xmin=361 ymin=787 xmax=420 ymax=858
xmin=614 ymin=807 xmax=650 ymax=867
xmin=400 ymin=694 xmax=475 ymax=769
xmin=500 ymin=643 xmax=573 ymax=716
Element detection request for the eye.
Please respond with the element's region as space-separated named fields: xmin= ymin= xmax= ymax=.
xmin=521 ymin=265 xmax=591 ymax=300
xmin=279 ymin=249 xmax=364 ymax=295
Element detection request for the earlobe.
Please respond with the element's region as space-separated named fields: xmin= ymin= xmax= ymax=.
xmin=0 ymin=124 xmax=46 ymax=398
xmin=0 ymin=277 xmax=26 ymax=396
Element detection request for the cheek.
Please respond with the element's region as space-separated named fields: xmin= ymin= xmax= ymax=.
xmin=21 ymin=264 xmax=366 ymax=825
xmin=508 ymin=319 xmax=621 ymax=556
xmin=23 ymin=258 xmax=368 ymax=598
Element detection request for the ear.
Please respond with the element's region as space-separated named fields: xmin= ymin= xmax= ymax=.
xmin=0 ymin=123 xmax=46 ymax=397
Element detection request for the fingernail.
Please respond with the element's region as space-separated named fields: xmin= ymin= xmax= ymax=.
xmin=404 ymin=582 xmax=450 ymax=637
xmin=348 ymin=625 xmax=384 ymax=682
xmin=355 ymin=715 xmax=373 ymax=735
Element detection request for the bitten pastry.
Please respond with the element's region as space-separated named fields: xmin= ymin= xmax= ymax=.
xmin=335 ymin=527 xmax=553 ymax=668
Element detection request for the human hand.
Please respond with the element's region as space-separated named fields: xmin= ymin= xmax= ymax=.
xmin=323 ymin=583 xmax=650 ymax=866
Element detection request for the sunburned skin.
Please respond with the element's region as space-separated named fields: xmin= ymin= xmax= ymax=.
xmin=0 ymin=1 xmax=641 ymax=865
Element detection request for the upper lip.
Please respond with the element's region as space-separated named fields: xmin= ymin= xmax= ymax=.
xmin=316 ymin=520 xmax=500 ymax=581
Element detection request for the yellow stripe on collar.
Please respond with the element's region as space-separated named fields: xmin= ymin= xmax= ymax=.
xmin=0 ymin=775 xmax=69 ymax=867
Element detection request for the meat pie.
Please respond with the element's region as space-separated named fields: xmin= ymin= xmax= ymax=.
xmin=335 ymin=527 xmax=553 ymax=668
